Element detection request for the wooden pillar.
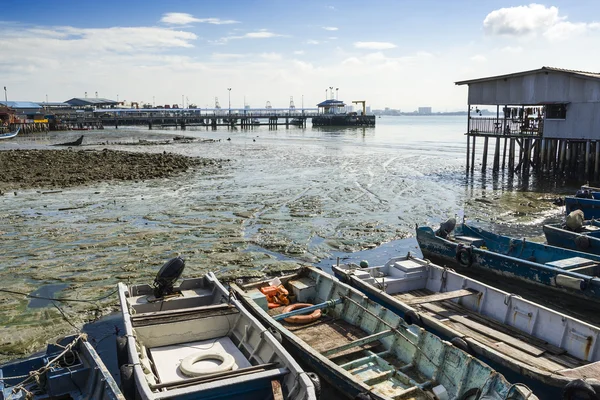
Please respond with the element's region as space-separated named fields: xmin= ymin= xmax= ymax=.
xmin=466 ymin=134 xmax=470 ymax=171
xmin=540 ymin=139 xmax=546 ymax=171
xmin=523 ymin=139 xmax=530 ymax=174
xmin=586 ymin=141 xmax=591 ymax=177
xmin=471 ymin=136 xmax=476 ymax=172
xmin=559 ymin=140 xmax=565 ymax=173
xmin=517 ymin=140 xmax=523 ymax=172
xmin=508 ymin=138 xmax=515 ymax=172
xmin=595 ymin=141 xmax=600 ymax=180
xmin=482 ymin=136 xmax=489 ymax=172
xmin=493 ymin=137 xmax=500 ymax=171
xmin=501 ymin=137 xmax=508 ymax=170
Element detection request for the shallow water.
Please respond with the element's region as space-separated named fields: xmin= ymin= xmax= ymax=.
xmin=0 ymin=116 xmax=575 ymax=361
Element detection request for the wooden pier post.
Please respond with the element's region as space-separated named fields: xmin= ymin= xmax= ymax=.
xmin=595 ymin=141 xmax=600 ymax=180
xmin=523 ymin=139 xmax=531 ymax=174
xmin=466 ymin=134 xmax=470 ymax=171
xmin=502 ymin=137 xmax=507 ymax=170
xmin=493 ymin=137 xmax=500 ymax=171
xmin=586 ymin=141 xmax=591 ymax=177
xmin=559 ymin=140 xmax=566 ymax=173
xmin=508 ymin=138 xmax=515 ymax=173
xmin=482 ymin=136 xmax=489 ymax=172
xmin=470 ymin=136 xmax=476 ymax=172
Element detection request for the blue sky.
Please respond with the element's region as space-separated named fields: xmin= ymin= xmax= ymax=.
xmin=2 ymin=1 xmax=600 ymax=110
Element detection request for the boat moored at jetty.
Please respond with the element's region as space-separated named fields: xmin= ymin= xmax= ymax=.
xmin=544 ymin=217 xmax=600 ymax=256
xmin=0 ymin=334 xmax=124 ymax=400
xmin=416 ymin=222 xmax=600 ymax=303
xmin=117 ymin=257 xmax=316 ymax=400
xmin=231 ymin=266 xmax=539 ymax=400
xmin=332 ymin=254 xmax=600 ymax=396
xmin=565 ymin=196 xmax=600 ymax=220
xmin=0 ymin=127 xmax=20 ymax=140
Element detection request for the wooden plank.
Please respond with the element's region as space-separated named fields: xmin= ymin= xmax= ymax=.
xmin=449 ymin=315 xmax=545 ymax=356
xmin=271 ymin=380 xmax=284 ymax=400
xmin=419 ymin=302 xmax=458 ymax=319
xmin=321 ymin=329 xmax=394 ymax=357
xmin=403 ymin=289 xmax=478 ymax=305
xmin=491 ymin=343 xmax=564 ymax=372
xmin=558 ymin=361 xmax=600 ymax=378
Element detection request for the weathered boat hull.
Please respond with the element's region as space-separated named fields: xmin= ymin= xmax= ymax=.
xmin=565 ymin=196 xmax=600 ymax=220
xmin=118 ymin=271 xmax=316 ymax=400
xmin=417 ymin=224 xmax=600 ymax=302
xmin=232 ymin=267 xmax=538 ymax=400
xmin=0 ymin=127 xmax=20 ymax=140
xmin=544 ymin=222 xmax=600 ymax=256
xmin=332 ymin=255 xmax=600 ymax=396
xmin=0 ymin=335 xmax=124 ymax=400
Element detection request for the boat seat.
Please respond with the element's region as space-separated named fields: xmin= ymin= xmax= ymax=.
xmin=545 ymin=257 xmax=597 ymax=271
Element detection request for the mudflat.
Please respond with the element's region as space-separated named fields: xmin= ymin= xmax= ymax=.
xmin=0 ymin=149 xmax=222 ymax=191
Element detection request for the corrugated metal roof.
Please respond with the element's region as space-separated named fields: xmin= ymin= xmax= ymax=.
xmin=0 ymin=101 xmax=43 ymax=109
xmin=455 ymin=66 xmax=600 ymax=85
xmin=65 ymin=98 xmax=118 ymax=106
xmin=317 ymin=99 xmax=346 ymax=107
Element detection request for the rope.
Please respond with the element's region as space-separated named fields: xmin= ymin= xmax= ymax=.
xmin=0 ymin=288 xmax=118 ymax=305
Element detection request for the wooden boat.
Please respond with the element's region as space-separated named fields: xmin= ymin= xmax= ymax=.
xmin=230 ymin=266 xmax=539 ymax=400
xmin=544 ymin=220 xmax=600 ymax=255
xmin=117 ymin=257 xmax=316 ymax=400
xmin=416 ymin=223 xmax=600 ymax=303
xmin=0 ymin=334 xmax=124 ymax=400
xmin=565 ymin=196 xmax=600 ymax=220
xmin=332 ymin=254 xmax=600 ymax=397
xmin=0 ymin=127 xmax=20 ymax=140
xmin=52 ymin=135 xmax=84 ymax=147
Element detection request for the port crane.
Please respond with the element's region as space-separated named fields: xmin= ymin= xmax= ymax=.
xmin=352 ymin=100 xmax=366 ymax=115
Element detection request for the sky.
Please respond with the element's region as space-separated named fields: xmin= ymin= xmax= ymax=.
xmin=1 ymin=0 xmax=600 ymax=111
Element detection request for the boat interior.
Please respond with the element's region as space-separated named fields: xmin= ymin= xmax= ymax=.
xmin=238 ymin=268 xmax=530 ymax=400
xmin=337 ymin=256 xmax=600 ymax=380
xmin=121 ymin=275 xmax=303 ymax=399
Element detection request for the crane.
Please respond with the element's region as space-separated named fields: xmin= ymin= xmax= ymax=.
xmin=352 ymin=100 xmax=366 ymax=116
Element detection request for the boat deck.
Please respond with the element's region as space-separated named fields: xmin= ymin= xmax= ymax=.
xmin=267 ymin=305 xmax=430 ymax=399
xmin=394 ymin=289 xmax=588 ymax=374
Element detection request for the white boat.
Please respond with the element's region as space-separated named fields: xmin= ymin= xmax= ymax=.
xmin=333 ymin=254 xmax=600 ymax=398
xmin=117 ymin=257 xmax=317 ymax=400
xmin=231 ymin=266 xmax=539 ymax=400
xmin=0 ymin=127 xmax=20 ymax=140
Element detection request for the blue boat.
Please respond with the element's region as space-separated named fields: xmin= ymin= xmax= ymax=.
xmin=118 ymin=257 xmax=316 ymax=400
xmin=416 ymin=223 xmax=600 ymax=302
xmin=544 ymin=220 xmax=600 ymax=256
xmin=0 ymin=127 xmax=20 ymax=140
xmin=565 ymin=196 xmax=600 ymax=220
xmin=232 ymin=266 xmax=539 ymax=400
xmin=0 ymin=334 xmax=124 ymax=400
xmin=332 ymin=255 xmax=600 ymax=398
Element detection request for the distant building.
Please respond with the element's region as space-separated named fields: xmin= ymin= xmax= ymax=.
xmin=0 ymin=101 xmax=43 ymax=116
xmin=366 ymin=106 xmax=371 ymax=114
xmin=418 ymin=107 xmax=432 ymax=114
xmin=345 ymin=105 xmax=354 ymax=113
xmin=65 ymin=98 xmax=118 ymax=109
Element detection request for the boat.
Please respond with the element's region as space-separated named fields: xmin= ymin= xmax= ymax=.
xmin=416 ymin=222 xmax=600 ymax=302
xmin=0 ymin=334 xmax=124 ymax=400
xmin=52 ymin=135 xmax=84 ymax=146
xmin=230 ymin=266 xmax=539 ymax=400
xmin=0 ymin=127 xmax=20 ymax=140
xmin=332 ymin=254 xmax=600 ymax=397
xmin=117 ymin=257 xmax=317 ymax=400
xmin=565 ymin=196 xmax=600 ymax=220
xmin=544 ymin=217 xmax=600 ymax=255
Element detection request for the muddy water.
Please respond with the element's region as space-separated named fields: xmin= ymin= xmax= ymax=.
xmin=0 ymin=116 xmax=574 ymax=361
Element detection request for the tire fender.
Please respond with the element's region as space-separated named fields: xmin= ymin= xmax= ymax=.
xmin=562 ymin=379 xmax=597 ymax=400
xmin=404 ymin=310 xmax=422 ymax=326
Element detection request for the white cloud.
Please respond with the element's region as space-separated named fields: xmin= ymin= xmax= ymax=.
xmin=216 ymin=29 xmax=284 ymax=43
xmin=500 ymin=46 xmax=524 ymax=53
xmin=211 ymin=53 xmax=246 ymax=60
xmin=306 ymin=40 xmax=320 ymax=45
xmin=483 ymin=4 xmax=599 ymax=40
xmin=354 ymin=41 xmax=396 ymax=50
xmin=322 ymin=26 xmax=338 ymax=31
xmin=470 ymin=55 xmax=487 ymax=63
xmin=161 ymin=12 xmax=238 ymax=25
xmin=260 ymin=52 xmax=282 ymax=61
xmin=293 ymin=50 xmax=305 ymax=55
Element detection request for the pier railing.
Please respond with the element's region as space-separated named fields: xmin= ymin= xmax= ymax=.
xmin=468 ymin=117 xmax=543 ymax=136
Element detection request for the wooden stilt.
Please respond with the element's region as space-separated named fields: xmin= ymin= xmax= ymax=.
xmin=482 ymin=136 xmax=489 ymax=172
xmin=523 ymin=139 xmax=531 ymax=174
xmin=502 ymin=137 xmax=507 ymax=170
xmin=493 ymin=137 xmax=500 ymax=171
xmin=586 ymin=141 xmax=591 ymax=178
xmin=508 ymin=138 xmax=515 ymax=173
xmin=471 ymin=136 xmax=476 ymax=172
xmin=595 ymin=141 xmax=600 ymax=180
xmin=466 ymin=134 xmax=470 ymax=172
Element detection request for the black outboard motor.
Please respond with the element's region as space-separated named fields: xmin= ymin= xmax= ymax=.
xmin=435 ymin=218 xmax=456 ymax=239
xmin=575 ymin=189 xmax=593 ymax=199
xmin=153 ymin=256 xmax=186 ymax=298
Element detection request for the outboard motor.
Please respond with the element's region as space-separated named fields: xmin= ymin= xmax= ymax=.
xmin=435 ymin=218 xmax=456 ymax=239
xmin=575 ymin=189 xmax=593 ymax=198
xmin=153 ymin=256 xmax=186 ymax=298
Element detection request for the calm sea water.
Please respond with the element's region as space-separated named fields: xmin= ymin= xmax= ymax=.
xmin=0 ymin=115 xmax=575 ymax=360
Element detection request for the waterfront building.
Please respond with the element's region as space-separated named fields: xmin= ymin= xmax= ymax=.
xmin=65 ymin=97 xmax=118 ymax=110
xmin=418 ymin=107 xmax=432 ymax=115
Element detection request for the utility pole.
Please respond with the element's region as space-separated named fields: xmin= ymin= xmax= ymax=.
xmin=3 ymin=86 xmax=6 ymax=104
xmin=227 ymin=88 xmax=231 ymax=116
